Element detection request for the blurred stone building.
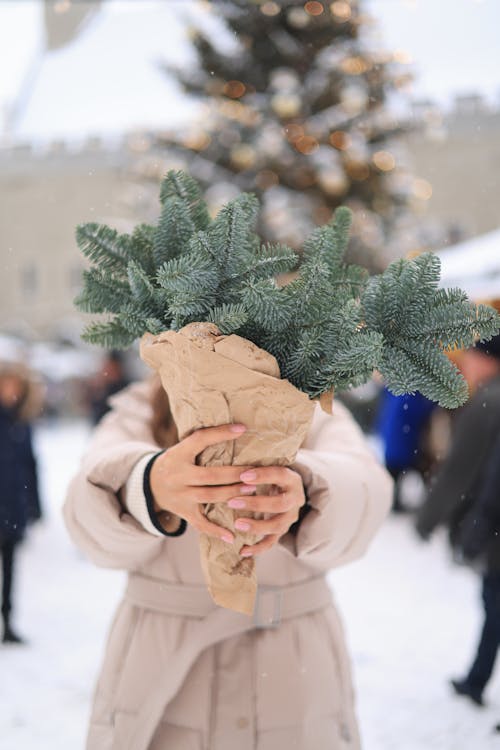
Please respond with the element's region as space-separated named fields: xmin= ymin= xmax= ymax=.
xmin=0 ymin=93 xmax=499 ymax=339
xmin=407 ymin=93 xmax=500 ymax=244
xmin=0 ymin=137 xmax=152 ymax=339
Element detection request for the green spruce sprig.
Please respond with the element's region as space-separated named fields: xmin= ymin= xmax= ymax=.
xmin=75 ymin=171 xmax=500 ymax=408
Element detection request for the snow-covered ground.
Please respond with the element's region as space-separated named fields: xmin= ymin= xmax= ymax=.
xmin=1 ymin=420 xmax=499 ymax=750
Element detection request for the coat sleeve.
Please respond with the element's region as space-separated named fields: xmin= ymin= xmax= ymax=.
xmin=477 ymin=432 xmax=500 ymax=525
xmin=63 ymin=386 xmax=167 ymax=571
xmin=415 ymin=395 xmax=497 ymax=539
xmin=280 ymin=401 xmax=393 ymax=570
xmin=25 ymin=424 xmax=42 ymax=522
xmin=459 ymin=432 xmax=500 ymax=559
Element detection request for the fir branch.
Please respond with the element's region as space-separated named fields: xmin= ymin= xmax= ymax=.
xmin=167 ymin=288 xmax=217 ymax=324
xmin=331 ymin=206 xmax=352 ymax=260
xmin=362 ymin=253 xmax=441 ymax=340
xmin=208 ymin=193 xmax=259 ymax=279
xmin=380 ymin=341 xmax=469 ymax=408
xmin=128 ymin=223 xmax=157 ymax=278
xmin=328 ymin=331 xmax=384 ymax=375
xmin=403 ymin=300 xmax=499 ymax=351
xmin=283 ymin=326 xmax=325 ymax=389
xmin=225 ymin=242 xmax=298 ymax=283
xmin=159 ymin=170 xmax=211 ymax=231
xmin=81 ymin=319 xmax=137 ymax=349
xmin=157 ymin=253 xmax=218 ymax=295
xmin=206 ymin=304 xmax=248 ymax=334
xmin=153 ymin=198 xmax=196 ymax=267
xmin=75 ymin=223 xmax=130 ymax=276
xmin=241 ymin=278 xmax=294 ymax=331
xmin=145 ymin=317 xmax=164 ymax=335
xmin=302 ymin=206 xmax=352 ymax=273
xmin=75 ymin=170 xmax=500 ymax=408
xmin=127 ymin=260 xmax=156 ymax=303
xmin=284 ymin=253 xmax=332 ymax=320
xmin=117 ymin=302 xmax=150 ymax=337
xmin=475 ymin=304 xmax=500 ymax=342
xmin=75 ymin=268 xmax=131 ymax=315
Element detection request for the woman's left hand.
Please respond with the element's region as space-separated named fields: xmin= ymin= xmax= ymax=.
xmin=227 ymin=466 xmax=306 ymax=557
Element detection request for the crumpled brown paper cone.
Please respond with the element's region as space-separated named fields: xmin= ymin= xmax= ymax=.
xmin=140 ymin=322 xmax=315 ymax=615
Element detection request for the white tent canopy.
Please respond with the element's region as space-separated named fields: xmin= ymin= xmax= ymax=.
xmin=438 ymin=228 xmax=500 ymax=301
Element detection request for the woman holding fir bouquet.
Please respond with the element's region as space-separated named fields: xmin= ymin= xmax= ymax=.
xmin=64 ymin=172 xmax=498 ymax=750
xmin=64 ymin=372 xmax=392 ymax=750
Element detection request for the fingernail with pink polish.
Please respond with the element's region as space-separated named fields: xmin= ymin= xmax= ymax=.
xmin=240 ymin=471 xmax=256 ymax=482
xmin=222 ymin=533 xmax=234 ymax=544
xmin=240 ymin=485 xmax=256 ymax=495
xmin=235 ymin=519 xmax=250 ymax=531
xmin=228 ymin=499 xmax=246 ymax=509
xmin=230 ymin=424 xmax=246 ymax=433
xmin=241 ymin=551 xmax=253 ymax=558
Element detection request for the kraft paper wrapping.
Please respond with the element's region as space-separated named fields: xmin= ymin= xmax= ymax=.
xmin=140 ymin=322 xmax=315 ymax=615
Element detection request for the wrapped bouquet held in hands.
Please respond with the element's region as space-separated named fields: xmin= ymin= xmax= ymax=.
xmin=75 ymin=171 xmax=500 ymax=614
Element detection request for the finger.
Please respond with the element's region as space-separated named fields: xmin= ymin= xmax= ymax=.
xmin=188 ymin=482 xmax=257 ymax=505
xmin=239 ymin=466 xmax=297 ymax=489
xmin=234 ymin=512 xmax=296 ymax=538
xmin=180 ymin=424 xmax=247 ymax=462
xmin=189 ymin=464 xmax=255 ymax=487
xmin=240 ymin=534 xmax=280 ymax=558
xmin=228 ymin=492 xmax=295 ymax=514
xmin=189 ymin=507 xmax=235 ymax=545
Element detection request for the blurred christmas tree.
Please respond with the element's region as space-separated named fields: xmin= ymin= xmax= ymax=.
xmin=144 ymin=0 xmax=425 ymax=269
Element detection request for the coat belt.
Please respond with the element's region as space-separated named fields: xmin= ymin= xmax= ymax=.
xmin=125 ymin=572 xmax=332 ymax=628
xmin=118 ymin=573 xmax=332 ymax=750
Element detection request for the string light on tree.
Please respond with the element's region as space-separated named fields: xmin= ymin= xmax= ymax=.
xmin=54 ymin=0 xmax=71 ymax=13
xmin=260 ymin=1 xmax=281 ymax=15
xmin=341 ymin=84 xmax=369 ymax=115
xmin=329 ymin=131 xmax=352 ymax=150
xmin=393 ymin=49 xmax=413 ymax=64
xmin=412 ymin=178 xmax=433 ymax=200
xmin=373 ymin=150 xmax=396 ymax=172
xmin=330 ymin=1 xmax=352 ymax=21
xmin=341 ymin=57 xmax=371 ymax=75
xmin=182 ymin=131 xmax=211 ymax=151
xmin=255 ymin=169 xmax=279 ymax=190
xmin=230 ymin=144 xmax=257 ymax=170
xmin=287 ymin=6 xmax=310 ymax=27
xmin=294 ymin=135 xmax=320 ymax=155
xmin=271 ymin=93 xmax=302 ymax=118
xmin=318 ymin=169 xmax=349 ymax=196
xmin=223 ymin=80 xmax=246 ymax=99
xmin=305 ymin=1 xmax=325 ymax=15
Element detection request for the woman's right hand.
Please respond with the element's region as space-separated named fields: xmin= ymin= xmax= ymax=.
xmin=149 ymin=423 xmax=256 ymax=544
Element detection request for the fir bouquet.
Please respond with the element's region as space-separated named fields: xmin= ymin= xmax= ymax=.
xmin=75 ymin=171 xmax=499 ymax=613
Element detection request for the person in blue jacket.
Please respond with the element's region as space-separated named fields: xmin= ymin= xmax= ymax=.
xmin=376 ymin=389 xmax=437 ymax=511
xmin=0 ymin=362 xmax=42 ymax=644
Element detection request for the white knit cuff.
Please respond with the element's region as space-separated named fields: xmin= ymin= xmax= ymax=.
xmin=124 ymin=452 xmax=165 ymax=537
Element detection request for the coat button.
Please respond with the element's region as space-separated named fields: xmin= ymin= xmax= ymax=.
xmin=236 ymin=717 xmax=249 ymax=729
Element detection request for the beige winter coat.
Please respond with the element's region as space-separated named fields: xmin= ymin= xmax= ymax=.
xmin=63 ymin=379 xmax=392 ymax=750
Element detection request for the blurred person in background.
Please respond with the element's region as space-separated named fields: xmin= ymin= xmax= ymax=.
xmin=449 ymin=429 xmax=500 ymax=713
xmin=88 ymin=350 xmax=130 ymax=425
xmin=416 ymin=334 xmax=500 ymax=705
xmin=0 ymin=362 xmax=42 ymax=644
xmin=376 ymin=389 xmax=437 ymax=512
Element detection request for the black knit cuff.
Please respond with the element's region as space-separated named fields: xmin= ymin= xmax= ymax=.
xmin=143 ymin=452 xmax=187 ymax=538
